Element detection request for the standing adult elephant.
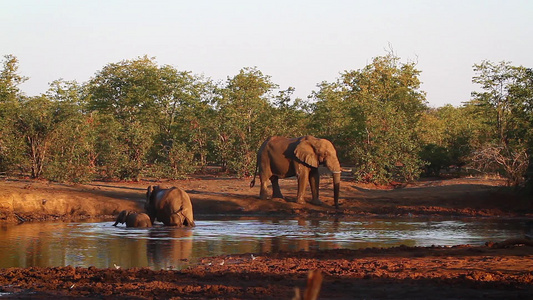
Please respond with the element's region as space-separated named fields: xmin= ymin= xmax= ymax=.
xmin=250 ymin=135 xmax=343 ymax=208
xmin=145 ymin=185 xmax=195 ymax=227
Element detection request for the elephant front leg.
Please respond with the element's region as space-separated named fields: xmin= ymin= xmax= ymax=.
xmin=296 ymin=169 xmax=308 ymax=204
xmin=308 ymin=168 xmax=321 ymax=205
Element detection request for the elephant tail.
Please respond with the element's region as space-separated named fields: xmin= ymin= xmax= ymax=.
xmin=250 ymin=162 xmax=258 ymax=188
xmin=250 ymin=177 xmax=256 ymax=188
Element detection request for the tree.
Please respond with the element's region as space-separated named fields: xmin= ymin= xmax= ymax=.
xmin=512 ymin=68 xmax=533 ymax=190
xmin=0 ymin=55 xmax=26 ymax=106
xmin=308 ymin=80 xmax=363 ymax=162
xmin=472 ymin=61 xmax=526 ymax=145
xmin=0 ymin=55 xmax=27 ymax=173
xmin=270 ymin=87 xmax=308 ymax=138
xmin=469 ymin=61 xmax=532 ymax=186
xmin=152 ymin=71 xmax=216 ymax=172
xmin=213 ymin=67 xmax=278 ymax=176
xmin=42 ymin=80 xmax=97 ymax=182
xmin=15 ymin=94 xmax=82 ymax=178
xmin=87 ymin=56 xmax=164 ymax=123
xmin=86 ymin=56 xmax=216 ymax=179
xmin=86 ymin=57 xmax=167 ymax=179
xmin=310 ymin=53 xmax=427 ymax=183
xmin=417 ymin=105 xmax=490 ymax=176
xmin=470 ymin=144 xmax=528 ymax=186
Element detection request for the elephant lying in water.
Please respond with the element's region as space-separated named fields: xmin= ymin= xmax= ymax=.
xmin=145 ymin=185 xmax=195 ymax=227
xmin=113 ymin=210 xmax=152 ymax=227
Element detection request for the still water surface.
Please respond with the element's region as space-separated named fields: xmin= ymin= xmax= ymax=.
xmin=0 ymin=217 xmax=528 ymax=270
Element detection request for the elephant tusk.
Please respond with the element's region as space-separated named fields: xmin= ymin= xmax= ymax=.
xmin=332 ymin=171 xmax=341 ymax=174
xmin=341 ymin=168 xmax=352 ymax=172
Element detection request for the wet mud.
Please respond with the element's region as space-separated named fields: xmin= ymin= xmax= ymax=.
xmin=1 ymin=243 xmax=532 ymax=299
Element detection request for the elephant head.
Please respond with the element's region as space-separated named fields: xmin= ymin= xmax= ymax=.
xmin=113 ymin=210 xmax=152 ymax=227
xmin=145 ymin=185 xmax=158 ymax=223
xmin=294 ymin=136 xmax=342 ymax=208
xmin=113 ymin=210 xmax=129 ymax=226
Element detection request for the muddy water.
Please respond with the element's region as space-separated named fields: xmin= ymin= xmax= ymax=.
xmin=0 ymin=217 xmax=528 ymax=270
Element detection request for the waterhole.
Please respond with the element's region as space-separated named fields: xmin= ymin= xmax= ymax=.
xmin=0 ymin=217 xmax=528 ymax=270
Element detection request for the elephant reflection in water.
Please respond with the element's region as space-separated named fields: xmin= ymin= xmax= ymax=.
xmin=256 ymin=218 xmax=322 ymax=253
xmin=147 ymin=229 xmax=193 ymax=269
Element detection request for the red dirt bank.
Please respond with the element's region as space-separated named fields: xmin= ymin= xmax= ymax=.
xmin=0 ymin=176 xmax=531 ymax=222
xmin=0 ymin=176 xmax=532 ymax=299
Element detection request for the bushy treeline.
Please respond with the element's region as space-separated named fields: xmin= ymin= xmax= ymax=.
xmin=0 ymin=54 xmax=531 ymax=186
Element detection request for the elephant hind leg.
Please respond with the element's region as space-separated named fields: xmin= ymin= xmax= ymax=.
xmin=259 ymin=173 xmax=271 ymax=200
xmin=168 ymin=213 xmax=184 ymax=226
xmin=170 ymin=211 xmax=195 ymax=227
xmin=259 ymin=181 xmax=269 ymax=200
xmin=271 ymin=176 xmax=283 ymax=199
xmin=184 ymin=216 xmax=195 ymax=226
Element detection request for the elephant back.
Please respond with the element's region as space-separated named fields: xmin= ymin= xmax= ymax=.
xmin=148 ymin=186 xmax=195 ymax=226
xmin=156 ymin=187 xmax=184 ymax=206
xmin=132 ymin=213 xmax=152 ymax=227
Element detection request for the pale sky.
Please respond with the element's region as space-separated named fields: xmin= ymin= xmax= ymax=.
xmin=1 ymin=0 xmax=532 ymax=107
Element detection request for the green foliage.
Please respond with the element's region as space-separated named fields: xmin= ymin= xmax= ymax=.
xmin=0 ymin=55 xmax=26 ymax=173
xmin=145 ymin=141 xmax=196 ymax=180
xmin=213 ymin=67 xmax=279 ymax=176
xmin=92 ymin=115 xmax=154 ymax=181
xmin=419 ymin=144 xmax=451 ymax=176
xmin=14 ymin=96 xmax=58 ymax=178
xmin=152 ymin=72 xmax=216 ymax=169
xmin=417 ymin=105 xmax=490 ymax=176
xmin=308 ymin=80 xmax=364 ymax=161
xmin=270 ymin=87 xmax=309 ymax=137
xmin=11 ymin=88 xmax=91 ymax=180
xmin=471 ymin=61 xmax=528 ymax=145
xmin=43 ymin=115 xmax=97 ymax=182
xmin=0 ymin=55 xmax=26 ymax=106
xmin=87 ymin=55 xmax=164 ymax=123
xmin=40 ymin=81 xmax=96 ymax=182
xmin=466 ymin=61 xmax=533 ymax=186
xmin=86 ymin=56 xmax=217 ymax=179
xmin=310 ymin=53 xmax=427 ymax=183
xmin=2 ymin=53 xmax=531 ymax=188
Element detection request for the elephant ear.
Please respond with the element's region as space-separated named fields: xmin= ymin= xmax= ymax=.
xmin=294 ymin=140 xmax=319 ymax=168
xmin=115 ymin=210 xmax=128 ymax=225
xmin=121 ymin=210 xmax=130 ymax=221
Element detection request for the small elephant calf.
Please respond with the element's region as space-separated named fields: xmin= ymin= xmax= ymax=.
xmin=113 ymin=210 xmax=152 ymax=228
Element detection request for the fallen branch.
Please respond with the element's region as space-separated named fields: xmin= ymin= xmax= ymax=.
xmin=14 ymin=213 xmax=26 ymax=223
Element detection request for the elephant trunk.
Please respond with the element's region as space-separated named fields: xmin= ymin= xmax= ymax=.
xmin=333 ymin=171 xmax=340 ymax=209
xmin=325 ymin=157 xmax=341 ymax=209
